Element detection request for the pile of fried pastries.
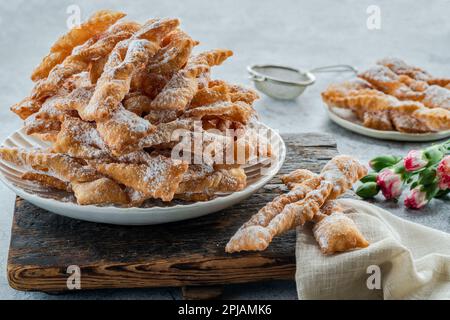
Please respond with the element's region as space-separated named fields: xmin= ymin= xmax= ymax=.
xmin=226 ymin=155 xmax=369 ymax=255
xmin=322 ymin=58 xmax=450 ymax=133
xmin=1 ymin=10 xmax=267 ymax=206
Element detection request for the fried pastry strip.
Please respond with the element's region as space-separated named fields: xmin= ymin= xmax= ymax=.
xmin=96 ymin=106 xmax=154 ymax=156
xmin=33 ymin=96 xmax=79 ymax=121
xmin=0 ymin=148 xmax=100 ymax=183
xmin=144 ymin=108 xmax=180 ymax=124
xmin=146 ymin=30 xmax=198 ymax=76
xmin=190 ymin=82 xmax=230 ymax=108
xmin=149 ymin=65 xmax=209 ymax=111
xmin=32 ymin=22 xmax=140 ymax=100
xmin=312 ymin=200 xmax=369 ymax=254
xmin=150 ymin=49 xmax=233 ymax=111
xmin=322 ymin=80 xmax=450 ymax=132
xmin=139 ymin=118 xmax=194 ymax=148
xmin=53 ymin=117 xmax=110 ymax=159
xmin=225 ymin=155 xmax=367 ymax=252
xmin=359 ymin=65 xmax=424 ymax=101
xmin=72 ymin=178 xmax=129 ymax=205
xmin=80 ymin=18 xmax=179 ymax=121
xmin=362 ymin=111 xmax=394 ymax=131
xmin=24 ymin=116 xmax=61 ymax=136
xmin=93 ymin=155 xmax=188 ymax=202
xmin=378 ymin=57 xmax=450 ymax=87
xmin=228 ymin=84 xmax=260 ymax=104
xmin=174 ymin=193 xmax=215 ymax=202
xmin=361 ymin=63 xmax=450 ymax=110
xmin=319 ymin=155 xmax=368 ymax=200
xmin=11 ymin=97 xmax=42 ymax=120
xmin=132 ymin=73 xmax=172 ymax=99
xmin=31 ymin=10 xmax=126 ymax=81
xmin=280 ymin=169 xmax=317 ymax=190
xmin=88 ymin=56 xmax=108 ymax=84
xmin=176 ymin=167 xmax=246 ymax=195
xmin=22 ymin=86 xmax=88 ymax=137
xmin=52 ymin=85 xmax=94 ymax=113
xmin=31 ymin=132 xmax=60 ymax=142
xmin=421 ymin=85 xmax=450 ymax=110
xmin=184 ymin=101 xmax=255 ymax=124
xmin=21 ymin=171 xmax=70 ymax=191
xmin=80 ymin=39 xmax=157 ymax=120
xmin=226 ymin=170 xmax=320 ymax=253
xmin=123 ymin=93 xmax=153 ymax=116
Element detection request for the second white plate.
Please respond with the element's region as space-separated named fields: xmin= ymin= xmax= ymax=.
xmin=325 ymin=104 xmax=450 ymax=142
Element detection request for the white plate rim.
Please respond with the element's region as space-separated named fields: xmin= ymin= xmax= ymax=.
xmin=0 ymin=123 xmax=286 ymax=225
xmin=324 ymin=103 xmax=450 ymax=142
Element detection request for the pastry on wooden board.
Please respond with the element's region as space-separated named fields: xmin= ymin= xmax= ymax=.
xmin=225 ymin=155 xmax=369 ymax=254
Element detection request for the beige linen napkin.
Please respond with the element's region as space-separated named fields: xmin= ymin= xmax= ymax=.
xmin=295 ymin=198 xmax=450 ymax=300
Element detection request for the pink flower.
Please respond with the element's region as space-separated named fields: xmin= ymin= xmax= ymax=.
xmin=436 ymin=156 xmax=450 ymax=190
xmin=376 ymin=168 xmax=403 ymax=200
xmin=404 ymin=187 xmax=428 ymax=209
xmin=404 ymin=150 xmax=428 ymax=172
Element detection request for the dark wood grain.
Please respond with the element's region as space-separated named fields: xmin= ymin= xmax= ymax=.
xmin=7 ymin=133 xmax=338 ymax=293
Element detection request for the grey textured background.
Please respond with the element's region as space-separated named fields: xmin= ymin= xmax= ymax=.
xmin=0 ymin=0 xmax=448 ymax=299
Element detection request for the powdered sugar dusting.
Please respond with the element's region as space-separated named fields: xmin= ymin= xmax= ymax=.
xmin=423 ymin=85 xmax=450 ymax=110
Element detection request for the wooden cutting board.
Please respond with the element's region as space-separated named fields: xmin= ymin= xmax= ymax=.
xmin=7 ymin=133 xmax=338 ymax=297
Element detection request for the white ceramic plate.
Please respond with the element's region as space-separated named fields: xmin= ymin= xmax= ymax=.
xmin=0 ymin=124 xmax=286 ymax=225
xmin=325 ymin=104 xmax=450 ymax=142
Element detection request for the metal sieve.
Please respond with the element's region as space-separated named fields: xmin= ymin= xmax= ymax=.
xmin=247 ymin=64 xmax=357 ymax=100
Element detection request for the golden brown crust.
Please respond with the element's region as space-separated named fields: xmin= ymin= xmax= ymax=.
xmin=31 ymin=10 xmax=126 ymax=81
xmin=72 ymin=178 xmax=129 ymax=205
xmin=184 ymin=101 xmax=255 ymax=124
xmin=150 ymin=49 xmax=233 ymax=111
xmin=0 ymin=148 xmax=100 ymax=183
xmin=31 ymin=24 xmax=138 ymax=101
xmin=52 ymin=117 xmax=110 ymax=159
xmin=359 ymin=65 xmax=424 ymax=101
xmin=21 ymin=171 xmax=70 ymax=191
xmin=176 ymin=167 xmax=246 ymax=194
xmin=96 ymin=106 xmax=155 ymax=156
xmin=322 ymin=80 xmax=450 ymax=132
xmin=94 ymin=156 xmax=188 ymax=202
xmin=11 ymin=97 xmax=42 ymax=120
xmin=190 ymin=82 xmax=230 ymax=108
xmin=378 ymin=57 xmax=450 ymax=87
xmin=7 ymin=13 xmax=261 ymax=207
xmin=146 ymin=30 xmax=197 ymax=76
xmin=80 ymin=39 xmax=158 ymax=121
xmin=323 ymin=58 xmax=450 ymax=133
xmin=280 ymin=169 xmax=317 ymax=190
xmin=225 ymin=155 xmax=367 ymax=253
xmin=313 ymin=200 xmax=369 ymax=254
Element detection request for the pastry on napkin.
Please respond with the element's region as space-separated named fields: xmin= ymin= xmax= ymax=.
xmin=295 ymin=198 xmax=450 ymax=300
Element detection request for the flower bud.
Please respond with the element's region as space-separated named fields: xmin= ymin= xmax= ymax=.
xmin=404 ymin=150 xmax=428 ymax=172
xmin=369 ymin=155 xmax=402 ymax=172
xmin=404 ymin=187 xmax=429 ymax=209
xmin=376 ymin=168 xmax=403 ymax=200
xmin=356 ymin=182 xmax=380 ymax=199
xmin=436 ymin=155 xmax=450 ymax=190
xmin=360 ymin=172 xmax=378 ymax=183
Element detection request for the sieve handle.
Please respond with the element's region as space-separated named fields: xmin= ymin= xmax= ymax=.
xmin=249 ymin=74 xmax=266 ymax=82
xmin=309 ymin=64 xmax=357 ymax=74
